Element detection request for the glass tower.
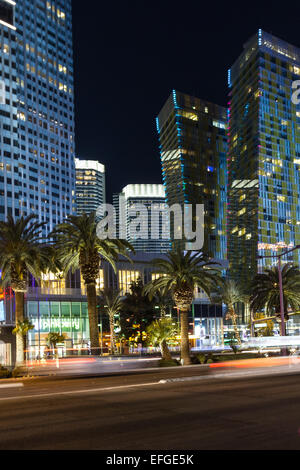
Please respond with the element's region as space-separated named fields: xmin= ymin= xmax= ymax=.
xmin=156 ymin=90 xmax=228 ymax=260
xmin=228 ymin=30 xmax=300 ymax=284
xmin=0 ymin=1 xmax=20 ymax=221
xmin=114 ymin=184 xmax=171 ymax=254
xmin=0 ymin=0 xmax=75 ymax=236
xmin=75 ymin=158 xmax=106 ymax=215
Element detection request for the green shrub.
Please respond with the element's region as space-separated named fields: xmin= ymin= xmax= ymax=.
xmin=197 ymin=354 xmax=206 ymax=364
xmin=0 ymin=366 xmax=11 ymax=379
xmin=191 ymin=355 xmax=200 ymax=364
xmin=11 ymin=367 xmax=26 ymax=378
xmin=159 ymin=359 xmax=180 ymax=367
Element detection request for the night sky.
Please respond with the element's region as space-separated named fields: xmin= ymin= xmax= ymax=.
xmin=72 ymin=0 xmax=300 ymax=201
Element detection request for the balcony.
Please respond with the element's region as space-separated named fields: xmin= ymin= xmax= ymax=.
xmin=27 ymin=287 xmax=87 ymax=300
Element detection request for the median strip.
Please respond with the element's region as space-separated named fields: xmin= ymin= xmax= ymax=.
xmin=0 ymin=383 xmax=24 ymax=389
xmin=159 ymin=367 xmax=300 ymax=384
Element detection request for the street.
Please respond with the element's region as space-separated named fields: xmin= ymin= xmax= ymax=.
xmin=1 ymin=363 xmax=300 ymax=449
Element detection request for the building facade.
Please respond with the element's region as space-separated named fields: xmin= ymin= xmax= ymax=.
xmin=75 ymin=158 xmax=106 ymax=215
xmin=114 ymin=184 xmax=171 ymax=253
xmin=156 ymin=90 xmax=228 ymax=260
xmin=0 ymin=0 xmax=20 ymax=221
xmin=0 ymin=253 xmax=228 ymax=364
xmin=228 ymin=30 xmax=300 ymax=284
xmin=0 ymin=0 xmax=76 ymax=237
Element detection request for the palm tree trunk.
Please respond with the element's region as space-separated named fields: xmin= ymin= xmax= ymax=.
xmin=86 ymin=283 xmax=100 ymax=355
xmin=109 ymin=313 xmax=115 ymax=355
xmin=229 ymin=306 xmax=242 ymax=345
xmin=160 ymin=306 xmax=167 ymax=318
xmin=180 ymin=309 xmax=191 ymax=365
xmin=15 ymin=291 xmax=25 ymax=365
xmin=160 ymin=339 xmax=172 ymax=361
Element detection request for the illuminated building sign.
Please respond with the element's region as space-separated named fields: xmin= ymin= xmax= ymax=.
xmin=258 ymin=242 xmax=294 ymax=251
xmin=33 ymin=317 xmax=81 ymax=332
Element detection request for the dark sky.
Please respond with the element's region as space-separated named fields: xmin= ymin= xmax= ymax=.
xmin=72 ymin=0 xmax=300 ymax=201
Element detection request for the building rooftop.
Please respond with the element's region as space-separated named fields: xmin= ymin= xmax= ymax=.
xmin=122 ymin=184 xmax=165 ymax=199
xmin=75 ymin=158 xmax=105 ymax=174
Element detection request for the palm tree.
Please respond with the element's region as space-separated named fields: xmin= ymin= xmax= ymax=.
xmin=147 ymin=317 xmax=178 ymax=361
xmin=51 ymin=213 xmax=134 ymax=355
xmin=12 ymin=318 xmax=34 ymax=363
xmin=99 ymin=289 xmax=124 ymax=354
xmin=153 ymin=288 xmax=174 ymax=318
xmin=144 ymin=249 xmax=222 ymax=365
xmin=250 ymin=264 xmax=300 ymax=322
xmin=0 ymin=215 xmax=50 ymax=365
xmin=46 ymin=332 xmax=66 ymax=357
xmin=214 ymin=279 xmax=244 ymax=345
xmin=251 ymin=312 xmax=274 ymax=337
xmin=119 ymin=278 xmax=157 ymax=348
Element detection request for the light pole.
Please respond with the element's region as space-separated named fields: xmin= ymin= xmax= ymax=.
xmin=98 ymin=309 xmax=103 ymax=356
xmin=258 ymin=244 xmax=300 ymax=336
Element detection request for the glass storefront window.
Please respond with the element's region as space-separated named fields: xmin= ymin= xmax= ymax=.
xmin=50 ymin=302 xmax=60 ymax=316
xmin=194 ymin=317 xmax=224 ymax=349
xmin=27 ymin=301 xmax=90 ymax=356
xmin=81 ymin=303 xmax=88 ymax=316
xmin=61 ymin=302 xmax=71 ymax=316
xmin=71 ymin=302 xmax=81 ymax=316
xmin=28 ymin=301 xmax=38 ymax=315
xmin=39 ymin=301 xmax=49 ymax=317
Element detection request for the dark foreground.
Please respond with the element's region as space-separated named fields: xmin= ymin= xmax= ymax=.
xmin=1 ymin=365 xmax=300 ymax=450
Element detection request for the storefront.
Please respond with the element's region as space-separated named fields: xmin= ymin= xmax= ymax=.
xmin=192 ymin=303 xmax=224 ymax=349
xmin=26 ymin=300 xmax=90 ymax=359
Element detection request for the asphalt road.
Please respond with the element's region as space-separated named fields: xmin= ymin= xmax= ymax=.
xmin=1 ymin=365 xmax=300 ymax=450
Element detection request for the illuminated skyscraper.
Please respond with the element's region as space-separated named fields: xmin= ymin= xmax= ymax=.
xmin=156 ymin=90 xmax=227 ymax=259
xmin=114 ymin=184 xmax=171 ymax=254
xmin=0 ymin=0 xmax=75 ymax=235
xmin=75 ymin=158 xmax=106 ymax=215
xmin=228 ymin=30 xmax=300 ymax=284
xmin=0 ymin=1 xmax=20 ymax=220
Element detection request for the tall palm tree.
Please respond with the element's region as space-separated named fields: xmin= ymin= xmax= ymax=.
xmin=147 ymin=317 xmax=178 ymax=361
xmin=12 ymin=318 xmax=34 ymax=363
xmin=51 ymin=213 xmax=134 ymax=355
xmin=214 ymin=279 xmax=244 ymax=345
xmin=0 ymin=215 xmax=50 ymax=365
xmin=250 ymin=264 xmax=300 ymax=322
xmin=144 ymin=249 xmax=222 ymax=365
xmin=99 ymin=289 xmax=124 ymax=354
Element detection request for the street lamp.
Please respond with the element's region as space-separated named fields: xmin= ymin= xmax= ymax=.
xmin=258 ymin=244 xmax=300 ymax=336
xmin=98 ymin=310 xmax=103 ymax=356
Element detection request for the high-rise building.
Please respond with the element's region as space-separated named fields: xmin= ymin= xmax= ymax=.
xmin=75 ymin=158 xmax=106 ymax=215
xmin=0 ymin=0 xmax=75 ymax=235
xmin=228 ymin=30 xmax=300 ymax=284
xmin=156 ymin=90 xmax=228 ymax=260
xmin=0 ymin=1 xmax=20 ymax=221
xmin=113 ymin=184 xmax=171 ymax=253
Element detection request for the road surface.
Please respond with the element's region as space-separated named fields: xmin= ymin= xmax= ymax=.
xmin=1 ymin=364 xmax=300 ymax=450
